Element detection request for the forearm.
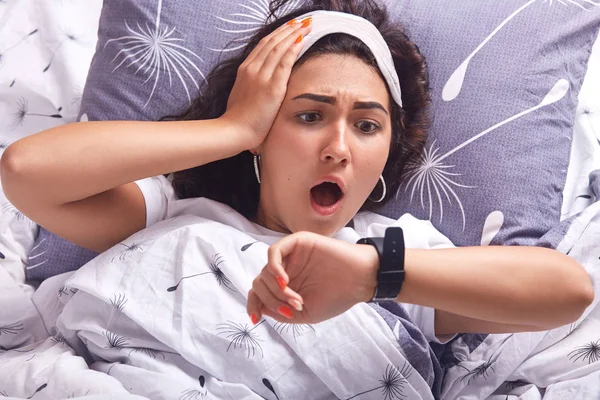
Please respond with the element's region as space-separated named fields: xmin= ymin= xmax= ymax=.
xmin=1 ymin=118 xmax=244 ymax=206
xmin=396 ymin=246 xmax=594 ymax=329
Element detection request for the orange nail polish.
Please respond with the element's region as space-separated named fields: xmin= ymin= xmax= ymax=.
xmin=277 ymin=306 xmax=293 ymax=319
xmin=294 ymin=35 xmax=303 ymax=44
xmin=301 ymin=18 xmax=312 ymax=28
xmin=276 ymin=276 xmax=287 ymax=290
xmin=250 ymin=313 xmax=260 ymax=325
xmin=286 ymin=18 xmax=297 ymax=26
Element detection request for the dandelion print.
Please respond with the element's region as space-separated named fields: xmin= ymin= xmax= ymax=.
xmin=273 ymin=322 xmax=316 ymax=342
xmin=400 ymin=79 xmax=569 ymax=228
xmin=443 ymin=0 xmax=600 ymax=101
xmin=568 ymin=339 xmax=600 ymax=364
xmin=104 ymin=331 xmax=130 ymax=349
xmin=104 ymin=0 xmax=205 ymax=107
xmin=216 ymin=320 xmax=266 ymax=358
xmin=0 ymin=321 xmax=24 ymax=336
xmin=210 ymin=0 xmax=304 ymax=52
xmin=262 ymin=378 xmax=280 ymax=400
xmin=167 ymin=253 xmax=234 ymax=292
xmin=26 ymin=384 xmax=47 ymax=399
xmin=110 ymin=293 xmax=128 ymax=312
xmin=111 ymin=241 xmax=145 ymax=262
xmin=346 ymin=363 xmax=411 ymax=400
xmin=10 ymin=98 xmax=62 ymax=129
xmin=0 ymin=29 xmax=38 ymax=67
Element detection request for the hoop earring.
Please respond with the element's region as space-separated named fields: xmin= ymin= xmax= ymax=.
xmin=369 ymin=175 xmax=386 ymax=203
xmin=254 ymin=154 xmax=261 ymax=184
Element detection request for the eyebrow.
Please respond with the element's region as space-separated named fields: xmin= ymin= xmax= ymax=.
xmin=292 ymin=93 xmax=389 ymax=115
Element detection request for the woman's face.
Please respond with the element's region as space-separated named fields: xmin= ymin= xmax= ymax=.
xmin=255 ymin=54 xmax=393 ymax=236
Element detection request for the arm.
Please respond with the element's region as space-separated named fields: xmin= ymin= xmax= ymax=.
xmin=0 ymin=20 xmax=312 ymax=253
xmin=394 ymin=246 xmax=594 ymax=333
xmin=246 ymin=233 xmax=593 ymax=334
xmin=0 ymin=118 xmax=245 ymax=252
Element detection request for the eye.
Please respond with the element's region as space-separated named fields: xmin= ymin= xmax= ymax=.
xmin=356 ymin=120 xmax=380 ymax=134
xmin=297 ymin=112 xmax=322 ymax=124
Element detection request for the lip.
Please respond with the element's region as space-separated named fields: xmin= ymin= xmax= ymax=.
xmin=310 ymin=175 xmax=346 ymax=217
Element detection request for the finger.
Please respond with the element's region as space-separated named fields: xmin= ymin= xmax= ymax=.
xmin=260 ymin=265 xmax=304 ymax=311
xmin=260 ymin=22 xmax=313 ymax=79
xmin=242 ymin=18 xmax=302 ymax=67
xmin=265 ymin=247 xmax=304 ymax=308
xmin=252 ymin=276 xmax=295 ymax=320
xmin=247 ymin=289 xmax=263 ymax=325
xmin=252 ymin=17 xmax=312 ymax=72
xmin=260 ymin=307 xmax=290 ymax=323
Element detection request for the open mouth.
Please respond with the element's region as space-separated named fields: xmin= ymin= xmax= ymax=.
xmin=310 ymin=181 xmax=344 ymax=215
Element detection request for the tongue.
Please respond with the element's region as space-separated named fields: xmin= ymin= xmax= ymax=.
xmin=311 ymin=183 xmax=339 ymax=207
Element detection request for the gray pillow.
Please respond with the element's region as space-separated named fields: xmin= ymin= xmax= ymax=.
xmin=28 ymin=0 xmax=600 ymax=280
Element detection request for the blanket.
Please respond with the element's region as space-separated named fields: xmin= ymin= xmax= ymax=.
xmin=0 ymin=214 xmax=441 ymax=400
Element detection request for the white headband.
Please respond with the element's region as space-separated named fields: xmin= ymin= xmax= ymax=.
xmin=294 ymin=10 xmax=403 ymax=108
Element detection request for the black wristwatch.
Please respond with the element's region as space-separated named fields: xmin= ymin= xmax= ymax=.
xmin=356 ymin=227 xmax=405 ymax=302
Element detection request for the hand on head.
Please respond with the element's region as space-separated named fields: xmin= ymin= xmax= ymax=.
xmin=222 ymin=17 xmax=313 ymax=152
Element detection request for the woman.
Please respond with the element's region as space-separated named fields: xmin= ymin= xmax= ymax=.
xmin=0 ymin=0 xmax=593 ymax=395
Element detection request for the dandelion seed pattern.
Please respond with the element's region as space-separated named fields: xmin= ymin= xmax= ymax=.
xmin=110 ymin=293 xmax=128 ymax=312
xmin=179 ymin=389 xmax=205 ymax=400
xmin=241 ymin=241 xmax=258 ymax=251
xmin=568 ymin=339 xmax=600 ymax=364
xmin=10 ymin=97 xmax=62 ymax=129
xmin=179 ymin=375 xmax=207 ymax=399
xmin=104 ymin=0 xmax=205 ymax=107
xmin=210 ymin=0 xmax=304 ymax=52
xmin=128 ymin=347 xmax=165 ymax=360
xmin=504 ymin=379 xmax=529 ymax=390
xmin=104 ymin=331 xmax=130 ymax=349
xmin=26 ymin=384 xmax=47 ymax=399
xmin=0 ymin=29 xmax=38 ymax=67
xmin=110 ymin=241 xmax=145 ymax=263
xmin=0 ymin=321 xmax=24 ymax=336
xmin=443 ymin=0 xmax=600 ymax=101
xmin=216 ymin=320 xmax=265 ymax=358
xmin=51 ymin=332 xmax=68 ymax=346
xmin=273 ymin=322 xmax=315 ymax=342
xmin=400 ymin=79 xmax=569 ymax=228
xmin=458 ymin=354 xmax=498 ymax=385
xmin=262 ymin=378 xmax=280 ymax=400
xmin=43 ymin=29 xmax=84 ymax=72
xmin=346 ymin=363 xmax=411 ymax=400
xmin=57 ymin=286 xmax=69 ymax=297
xmin=167 ymin=253 xmax=234 ymax=292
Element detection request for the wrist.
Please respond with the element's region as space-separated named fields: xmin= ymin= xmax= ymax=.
xmin=355 ymin=244 xmax=379 ymax=303
xmin=218 ymin=114 xmax=258 ymax=153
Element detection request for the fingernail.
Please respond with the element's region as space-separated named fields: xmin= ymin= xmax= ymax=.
xmin=286 ymin=18 xmax=297 ymax=26
xmin=301 ymin=18 xmax=312 ymax=28
xmin=294 ymin=35 xmax=303 ymax=44
xmin=277 ymin=306 xmax=294 ymax=319
xmin=276 ymin=276 xmax=287 ymax=290
xmin=289 ymin=299 xmax=303 ymax=312
xmin=250 ymin=313 xmax=260 ymax=325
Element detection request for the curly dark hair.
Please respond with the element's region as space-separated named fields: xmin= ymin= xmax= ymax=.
xmin=166 ymin=0 xmax=430 ymax=220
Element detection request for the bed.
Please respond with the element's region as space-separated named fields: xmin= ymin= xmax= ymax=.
xmin=1 ymin=0 xmax=600 ymax=399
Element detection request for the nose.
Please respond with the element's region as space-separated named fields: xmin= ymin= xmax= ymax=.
xmin=320 ymin=122 xmax=351 ymax=166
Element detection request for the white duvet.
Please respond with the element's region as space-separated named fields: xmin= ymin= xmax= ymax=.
xmin=1 ymin=210 xmax=441 ymax=399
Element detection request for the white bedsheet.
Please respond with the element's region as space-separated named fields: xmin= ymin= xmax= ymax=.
xmin=0 ymin=0 xmax=102 ymax=290
xmin=1 ymin=212 xmax=438 ymax=399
